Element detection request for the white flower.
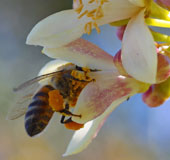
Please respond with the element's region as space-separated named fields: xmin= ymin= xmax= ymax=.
xmin=26 ymin=0 xmax=159 ymax=83
xmin=38 ymin=38 xmax=150 ymax=156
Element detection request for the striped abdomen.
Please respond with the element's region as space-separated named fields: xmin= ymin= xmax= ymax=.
xmin=25 ymin=85 xmax=54 ymax=137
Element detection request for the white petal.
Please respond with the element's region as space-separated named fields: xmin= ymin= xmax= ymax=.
xmin=26 ymin=10 xmax=88 ymax=48
xmin=38 ymin=59 xmax=70 ymax=76
xmin=72 ymin=71 xmax=145 ymax=123
xmin=63 ymin=115 xmax=106 ymax=156
xmin=38 ymin=59 xmax=75 ymax=85
xmin=43 ymin=38 xmax=117 ymax=71
xmin=97 ymin=0 xmax=141 ymax=25
xmin=122 ymin=10 xmax=157 ymax=83
xmin=64 ymin=101 xmax=113 ymax=156
xmin=74 ymin=0 xmax=141 ymax=26
xmin=128 ymin=0 xmax=145 ymax=7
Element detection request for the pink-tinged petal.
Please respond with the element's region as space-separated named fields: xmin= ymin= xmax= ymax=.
xmin=113 ymin=50 xmax=129 ymax=76
xmin=43 ymin=38 xmax=117 ymax=71
xmin=26 ymin=10 xmax=89 ymax=48
xmin=63 ymin=113 xmax=108 ymax=156
xmin=97 ymin=0 xmax=141 ymax=26
xmin=116 ymin=26 xmax=126 ymax=41
xmin=157 ymin=53 xmax=170 ymax=82
xmin=72 ymin=71 xmax=149 ymax=123
xmin=143 ymin=77 xmax=170 ymax=107
xmin=122 ymin=10 xmax=157 ymax=83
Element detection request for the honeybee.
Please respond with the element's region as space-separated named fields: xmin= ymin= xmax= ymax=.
xmin=7 ymin=62 xmax=94 ymax=137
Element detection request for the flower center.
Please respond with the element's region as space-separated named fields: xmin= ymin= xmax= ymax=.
xmin=74 ymin=0 xmax=109 ymax=34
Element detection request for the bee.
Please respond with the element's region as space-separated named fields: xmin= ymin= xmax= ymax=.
xmin=7 ymin=63 xmax=94 ymax=137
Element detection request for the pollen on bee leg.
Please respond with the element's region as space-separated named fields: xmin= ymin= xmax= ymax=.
xmin=48 ymin=90 xmax=64 ymax=112
xmin=64 ymin=120 xmax=84 ymax=130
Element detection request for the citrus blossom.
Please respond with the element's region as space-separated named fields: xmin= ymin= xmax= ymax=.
xmin=35 ymin=38 xmax=170 ymax=156
xmin=26 ymin=0 xmax=170 ymax=84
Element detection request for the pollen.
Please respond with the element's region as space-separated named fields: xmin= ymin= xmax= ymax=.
xmin=48 ymin=90 xmax=64 ymax=112
xmin=71 ymin=68 xmax=92 ymax=82
xmin=74 ymin=0 xmax=109 ymax=34
xmin=64 ymin=121 xmax=84 ymax=130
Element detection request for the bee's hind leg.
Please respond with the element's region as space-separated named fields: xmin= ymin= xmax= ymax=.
xmin=60 ymin=116 xmax=72 ymax=124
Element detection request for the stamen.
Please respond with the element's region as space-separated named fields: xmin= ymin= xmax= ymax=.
xmin=75 ymin=4 xmax=84 ymax=14
xmin=86 ymin=9 xmax=97 ymax=18
xmin=84 ymin=22 xmax=92 ymax=35
xmin=88 ymin=0 xmax=95 ymax=3
xmin=95 ymin=0 xmax=98 ymax=4
xmin=94 ymin=5 xmax=104 ymax=20
xmin=78 ymin=10 xmax=88 ymax=19
xmin=93 ymin=22 xmax=100 ymax=33
xmin=75 ymin=0 xmax=109 ymax=35
xmin=64 ymin=120 xmax=84 ymax=130
xmin=100 ymin=0 xmax=109 ymax=5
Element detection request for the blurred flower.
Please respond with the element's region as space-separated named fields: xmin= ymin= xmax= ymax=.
xmin=155 ymin=0 xmax=170 ymax=10
xmin=143 ymin=44 xmax=170 ymax=107
xmin=38 ymin=39 xmax=170 ymax=156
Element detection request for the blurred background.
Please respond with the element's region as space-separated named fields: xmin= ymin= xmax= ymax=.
xmin=0 ymin=0 xmax=170 ymax=160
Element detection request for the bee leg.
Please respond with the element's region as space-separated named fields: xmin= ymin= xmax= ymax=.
xmin=59 ymin=109 xmax=81 ymax=118
xmin=60 ymin=115 xmax=66 ymax=124
xmin=60 ymin=117 xmax=72 ymax=124
xmin=59 ymin=103 xmax=81 ymax=118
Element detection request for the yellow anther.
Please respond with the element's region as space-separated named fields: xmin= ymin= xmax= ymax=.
xmin=84 ymin=22 xmax=92 ymax=35
xmin=93 ymin=22 xmax=100 ymax=34
xmin=78 ymin=10 xmax=88 ymax=19
xmin=88 ymin=0 xmax=95 ymax=3
xmin=86 ymin=9 xmax=97 ymax=17
xmin=75 ymin=4 xmax=84 ymax=14
xmin=100 ymin=0 xmax=109 ymax=5
xmin=94 ymin=5 xmax=104 ymax=20
xmin=75 ymin=0 xmax=109 ymax=35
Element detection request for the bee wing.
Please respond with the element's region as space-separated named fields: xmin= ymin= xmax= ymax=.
xmin=7 ymin=82 xmax=40 ymax=120
xmin=7 ymin=71 xmax=62 ymax=120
